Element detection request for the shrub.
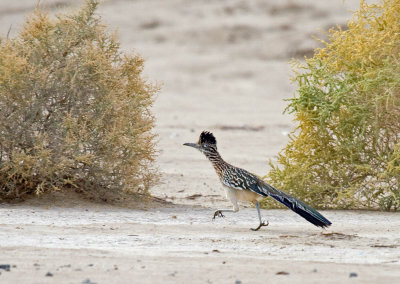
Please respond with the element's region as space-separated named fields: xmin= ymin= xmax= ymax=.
xmin=0 ymin=0 xmax=158 ymax=201
xmin=266 ymin=0 xmax=400 ymax=211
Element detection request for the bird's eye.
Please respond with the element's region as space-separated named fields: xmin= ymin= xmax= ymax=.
xmin=203 ymin=144 xmax=208 ymax=148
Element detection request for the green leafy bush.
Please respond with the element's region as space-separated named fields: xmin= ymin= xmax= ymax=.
xmin=266 ymin=0 xmax=400 ymax=211
xmin=0 ymin=0 xmax=158 ymax=201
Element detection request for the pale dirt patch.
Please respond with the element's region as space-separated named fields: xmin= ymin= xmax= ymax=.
xmin=1 ymin=0 xmax=400 ymax=283
xmin=1 ymin=200 xmax=400 ymax=283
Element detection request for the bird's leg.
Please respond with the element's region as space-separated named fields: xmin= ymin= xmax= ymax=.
xmin=213 ymin=188 xmax=240 ymax=220
xmin=213 ymin=210 xmax=225 ymax=219
xmin=251 ymin=202 xmax=269 ymax=231
xmin=212 ymin=209 xmax=237 ymax=220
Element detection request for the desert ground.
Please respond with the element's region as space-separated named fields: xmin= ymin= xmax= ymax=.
xmin=1 ymin=0 xmax=400 ymax=283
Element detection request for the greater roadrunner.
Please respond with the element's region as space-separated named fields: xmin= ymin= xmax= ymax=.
xmin=184 ymin=131 xmax=332 ymax=231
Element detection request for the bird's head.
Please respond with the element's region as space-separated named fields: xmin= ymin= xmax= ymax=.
xmin=184 ymin=131 xmax=217 ymax=154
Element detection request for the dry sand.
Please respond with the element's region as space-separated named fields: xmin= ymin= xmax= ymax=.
xmin=1 ymin=0 xmax=400 ymax=283
xmin=1 ymin=196 xmax=400 ymax=283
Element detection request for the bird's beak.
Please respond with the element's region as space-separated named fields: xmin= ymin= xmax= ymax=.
xmin=183 ymin=142 xmax=200 ymax=149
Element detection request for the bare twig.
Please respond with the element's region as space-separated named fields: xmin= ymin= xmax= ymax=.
xmin=6 ymin=24 xmax=12 ymax=40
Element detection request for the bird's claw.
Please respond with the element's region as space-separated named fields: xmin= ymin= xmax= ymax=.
xmin=212 ymin=210 xmax=225 ymax=220
xmin=250 ymin=220 xmax=269 ymax=231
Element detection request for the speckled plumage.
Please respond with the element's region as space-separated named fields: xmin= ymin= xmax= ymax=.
xmin=184 ymin=131 xmax=332 ymax=230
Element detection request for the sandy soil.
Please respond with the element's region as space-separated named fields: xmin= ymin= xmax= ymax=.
xmin=1 ymin=0 xmax=400 ymax=283
xmin=1 ymin=198 xmax=400 ymax=283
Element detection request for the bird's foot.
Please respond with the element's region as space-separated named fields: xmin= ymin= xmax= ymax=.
xmin=250 ymin=220 xmax=269 ymax=231
xmin=212 ymin=210 xmax=225 ymax=220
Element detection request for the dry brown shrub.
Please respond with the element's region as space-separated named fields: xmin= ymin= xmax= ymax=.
xmin=0 ymin=0 xmax=158 ymax=201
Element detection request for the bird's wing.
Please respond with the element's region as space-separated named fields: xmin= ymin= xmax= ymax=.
xmin=221 ymin=167 xmax=269 ymax=196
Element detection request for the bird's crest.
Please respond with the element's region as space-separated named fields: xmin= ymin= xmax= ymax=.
xmin=199 ymin=131 xmax=216 ymax=145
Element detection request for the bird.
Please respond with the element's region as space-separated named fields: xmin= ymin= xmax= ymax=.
xmin=183 ymin=131 xmax=332 ymax=231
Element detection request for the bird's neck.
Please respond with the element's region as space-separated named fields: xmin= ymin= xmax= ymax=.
xmin=204 ymin=150 xmax=229 ymax=176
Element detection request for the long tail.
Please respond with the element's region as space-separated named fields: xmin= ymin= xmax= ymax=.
xmin=260 ymin=182 xmax=332 ymax=228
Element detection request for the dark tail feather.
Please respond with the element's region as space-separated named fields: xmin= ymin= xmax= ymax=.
xmin=251 ymin=180 xmax=332 ymax=228
xmin=271 ymin=192 xmax=332 ymax=228
xmin=262 ymin=184 xmax=332 ymax=228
